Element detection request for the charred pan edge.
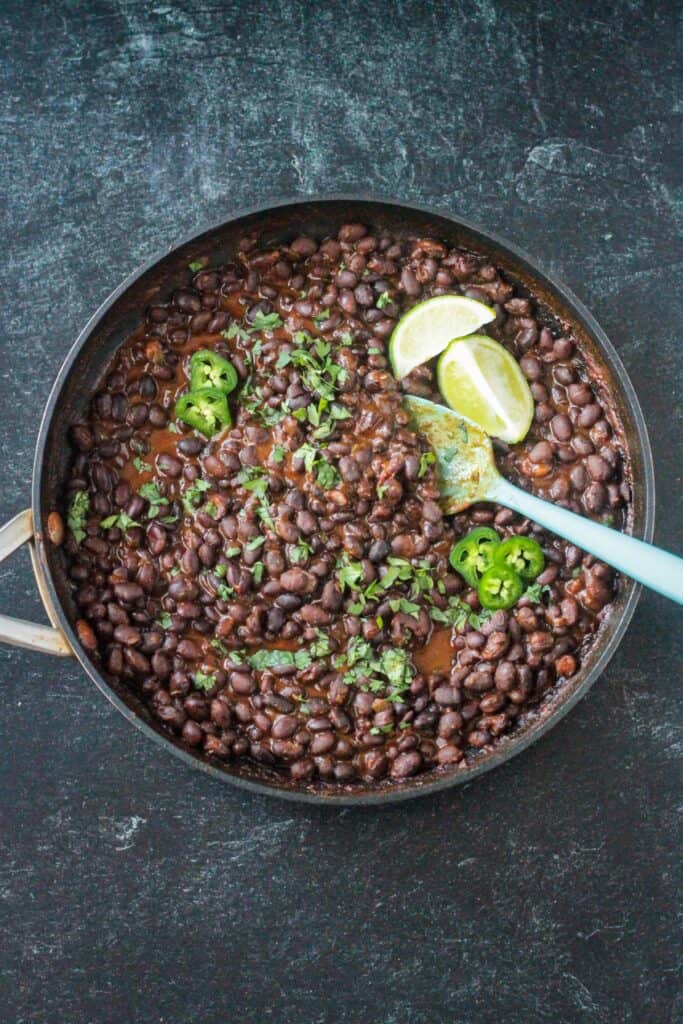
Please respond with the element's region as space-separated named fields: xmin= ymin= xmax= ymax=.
xmin=31 ymin=195 xmax=655 ymax=805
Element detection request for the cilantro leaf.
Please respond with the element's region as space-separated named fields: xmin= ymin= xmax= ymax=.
xmin=250 ymin=310 xmax=283 ymax=332
xmin=139 ymin=482 xmax=169 ymax=518
xmin=193 ymin=671 xmax=216 ymax=692
xmin=221 ymin=322 xmax=250 ymax=343
xmin=418 ymin=452 xmax=436 ymax=477
xmin=67 ymin=490 xmax=90 ymax=544
xmin=100 ymin=512 xmax=141 ymax=532
xmin=181 ymin=478 xmax=211 ymax=513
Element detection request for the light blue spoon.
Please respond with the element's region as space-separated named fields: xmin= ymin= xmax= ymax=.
xmin=404 ymin=396 xmax=683 ymax=605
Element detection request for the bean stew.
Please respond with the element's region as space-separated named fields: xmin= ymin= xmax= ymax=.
xmin=55 ymin=222 xmax=631 ymax=789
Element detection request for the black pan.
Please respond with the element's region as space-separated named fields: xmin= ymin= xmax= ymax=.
xmin=0 ymin=196 xmax=654 ymax=804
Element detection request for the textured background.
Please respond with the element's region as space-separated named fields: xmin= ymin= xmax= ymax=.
xmin=1 ymin=2 xmax=681 ymax=1022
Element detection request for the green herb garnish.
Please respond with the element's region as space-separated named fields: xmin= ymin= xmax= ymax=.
xmin=181 ymin=478 xmax=211 ymax=513
xmin=67 ymin=490 xmax=90 ymax=544
xmin=252 ymin=561 xmax=264 ymax=584
xmin=221 ymin=322 xmax=250 ymax=343
xmin=250 ymin=310 xmax=283 ymax=332
xmin=100 ymin=512 xmax=141 ymax=532
xmin=193 ymin=671 xmax=216 ymax=692
xmin=418 ymin=452 xmax=436 ymax=477
xmin=139 ymin=481 xmax=169 ymax=518
xmin=523 ymin=582 xmax=552 ymax=604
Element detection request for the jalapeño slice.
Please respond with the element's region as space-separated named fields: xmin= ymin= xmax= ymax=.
xmin=189 ymin=349 xmax=238 ymax=394
xmin=477 ymin=565 xmax=524 ymax=610
xmin=449 ymin=527 xmax=501 ymax=587
xmin=175 ymin=387 xmax=231 ymax=437
xmin=493 ymin=536 xmax=545 ymax=582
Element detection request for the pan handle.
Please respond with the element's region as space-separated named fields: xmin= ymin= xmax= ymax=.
xmin=0 ymin=509 xmax=72 ymax=657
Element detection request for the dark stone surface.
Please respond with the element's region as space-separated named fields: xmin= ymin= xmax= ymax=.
xmin=0 ymin=2 xmax=680 ymax=1021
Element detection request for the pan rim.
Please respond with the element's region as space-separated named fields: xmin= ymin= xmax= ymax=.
xmin=31 ymin=192 xmax=655 ymax=805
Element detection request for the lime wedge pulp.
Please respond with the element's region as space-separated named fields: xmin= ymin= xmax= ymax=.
xmin=389 ymin=295 xmax=496 ymax=379
xmin=436 ymin=334 xmax=534 ymax=443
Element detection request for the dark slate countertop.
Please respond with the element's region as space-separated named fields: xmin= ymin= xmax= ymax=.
xmin=1 ymin=2 xmax=680 ymax=1022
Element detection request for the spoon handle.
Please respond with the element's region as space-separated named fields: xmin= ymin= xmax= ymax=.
xmin=491 ymin=476 xmax=683 ymax=605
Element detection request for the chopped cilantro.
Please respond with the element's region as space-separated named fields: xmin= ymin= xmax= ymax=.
xmin=388 ymin=597 xmax=421 ymax=616
xmin=100 ymin=512 xmax=141 ymax=532
xmin=333 ymin=639 xmax=415 ymax=701
xmin=67 ymin=490 xmax=90 ymax=544
xmin=193 ymin=671 xmax=216 ymax=692
xmin=309 ymin=630 xmax=332 ymax=658
xmin=139 ymin=481 xmax=169 ymax=518
xmin=250 ymin=310 xmax=283 ymax=332
xmin=315 ymin=460 xmax=341 ymax=490
xmin=376 ymin=291 xmax=392 ymax=309
xmin=271 ymin=444 xmax=287 ymax=463
xmin=290 ymin=539 xmax=314 ymax=564
xmin=188 ymin=260 xmax=203 ymax=272
xmin=181 ymin=478 xmax=211 ymax=513
xmin=276 ymin=332 xmax=347 ymax=405
xmin=429 ymin=594 xmax=492 ymax=631
xmin=418 ymin=452 xmax=436 ymax=477
xmin=248 ymin=648 xmax=312 ymax=671
xmin=294 ymin=442 xmax=340 ymax=490
xmin=221 ymin=322 xmax=250 ymax=343
xmin=252 ymin=561 xmax=264 ymax=583
xmin=133 ymin=456 xmax=151 ymax=473
xmin=157 ymin=611 xmax=172 ymax=629
xmin=524 ymin=582 xmax=552 ymax=605
xmin=313 ymin=308 xmax=330 ymax=325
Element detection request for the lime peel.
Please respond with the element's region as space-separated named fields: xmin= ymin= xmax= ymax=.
xmin=436 ymin=334 xmax=534 ymax=444
xmin=389 ymin=295 xmax=496 ymax=379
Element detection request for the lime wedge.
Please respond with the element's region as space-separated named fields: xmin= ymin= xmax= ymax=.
xmin=389 ymin=295 xmax=496 ymax=379
xmin=436 ymin=334 xmax=534 ymax=443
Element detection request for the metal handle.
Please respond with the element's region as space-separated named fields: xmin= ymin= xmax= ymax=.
xmin=0 ymin=509 xmax=72 ymax=656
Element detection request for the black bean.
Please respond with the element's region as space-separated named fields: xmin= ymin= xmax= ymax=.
xmin=173 ymin=288 xmax=202 ymax=313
